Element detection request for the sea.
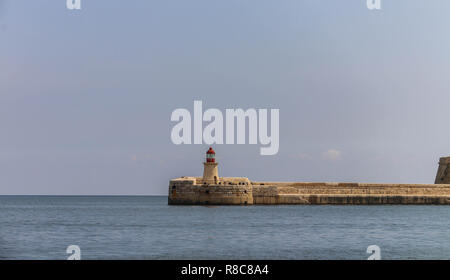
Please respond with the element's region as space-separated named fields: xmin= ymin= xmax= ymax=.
xmin=0 ymin=196 xmax=448 ymax=260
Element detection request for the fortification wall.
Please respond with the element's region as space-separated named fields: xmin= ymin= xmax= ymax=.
xmin=435 ymin=157 xmax=450 ymax=184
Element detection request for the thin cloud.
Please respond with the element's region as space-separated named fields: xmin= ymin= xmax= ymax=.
xmin=322 ymin=149 xmax=342 ymax=161
xmin=294 ymin=153 xmax=313 ymax=160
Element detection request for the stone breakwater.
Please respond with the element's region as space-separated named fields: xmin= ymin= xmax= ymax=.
xmin=168 ymin=177 xmax=450 ymax=205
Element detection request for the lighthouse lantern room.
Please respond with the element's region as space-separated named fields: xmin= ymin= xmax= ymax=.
xmin=206 ymin=147 xmax=216 ymax=163
xmin=203 ymin=147 xmax=219 ymax=184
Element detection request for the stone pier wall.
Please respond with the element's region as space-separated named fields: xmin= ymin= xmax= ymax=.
xmin=252 ymin=182 xmax=450 ymax=205
xmin=169 ymin=177 xmax=450 ymax=205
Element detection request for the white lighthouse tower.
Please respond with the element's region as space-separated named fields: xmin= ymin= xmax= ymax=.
xmin=203 ymin=147 xmax=219 ymax=184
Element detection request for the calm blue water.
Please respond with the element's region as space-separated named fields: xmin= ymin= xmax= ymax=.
xmin=0 ymin=196 xmax=448 ymax=260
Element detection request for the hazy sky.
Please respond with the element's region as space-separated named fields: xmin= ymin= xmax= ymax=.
xmin=1 ymin=0 xmax=450 ymax=195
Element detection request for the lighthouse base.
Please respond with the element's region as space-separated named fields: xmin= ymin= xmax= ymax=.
xmin=169 ymin=177 xmax=253 ymax=205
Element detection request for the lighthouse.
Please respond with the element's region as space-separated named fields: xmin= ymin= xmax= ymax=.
xmin=203 ymin=147 xmax=219 ymax=184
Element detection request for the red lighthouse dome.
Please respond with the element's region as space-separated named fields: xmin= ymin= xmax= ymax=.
xmin=206 ymin=147 xmax=216 ymax=163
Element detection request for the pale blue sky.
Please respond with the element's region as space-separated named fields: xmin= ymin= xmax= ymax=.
xmin=1 ymin=0 xmax=450 ymax=194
